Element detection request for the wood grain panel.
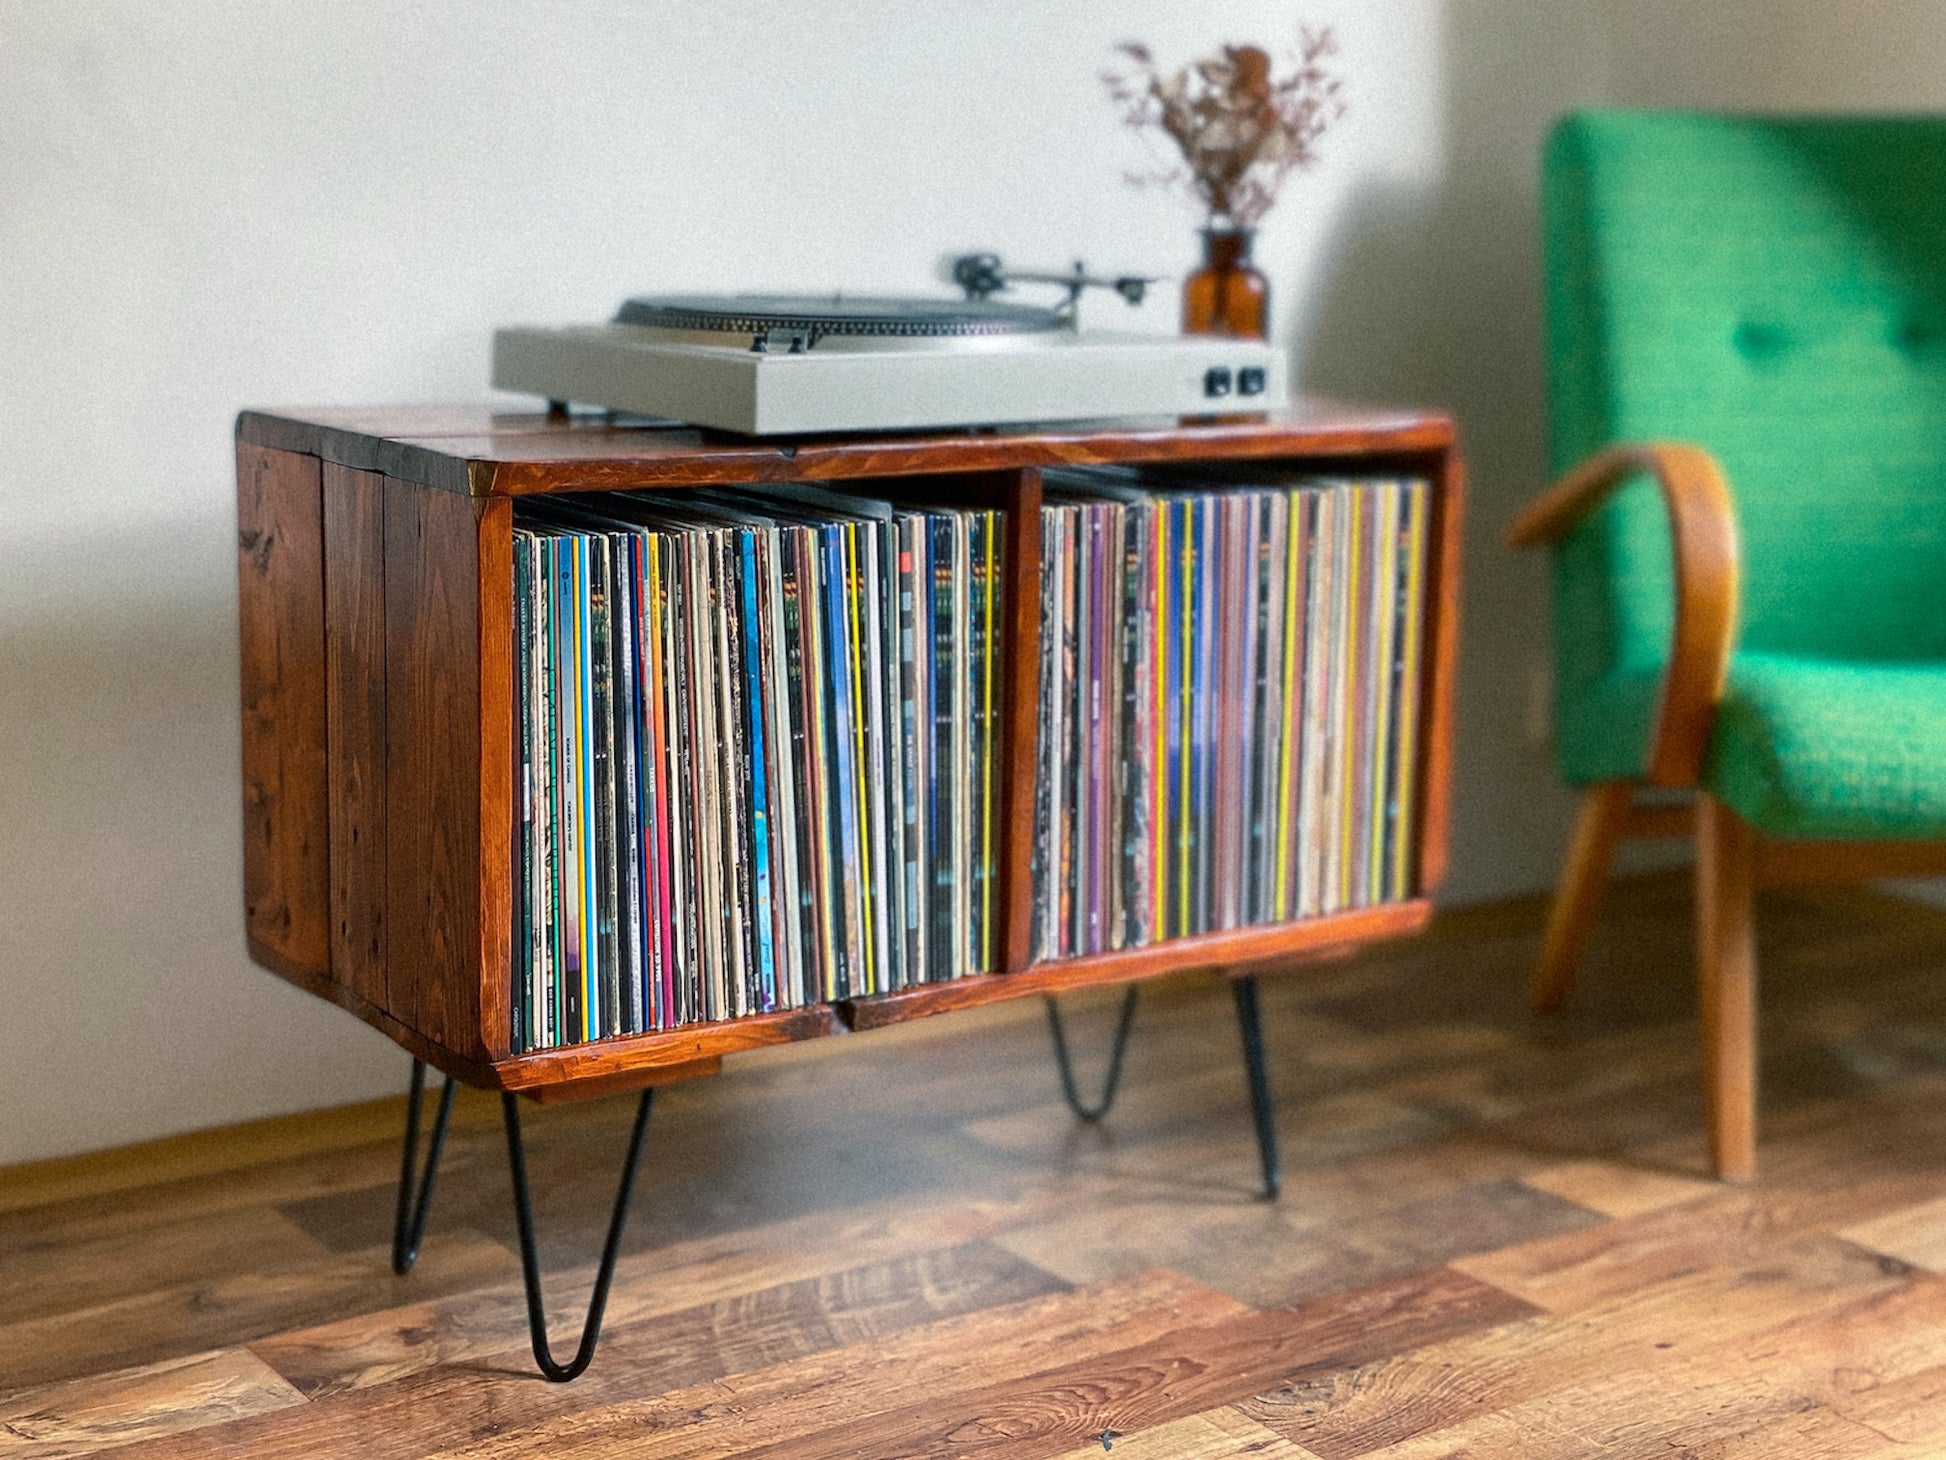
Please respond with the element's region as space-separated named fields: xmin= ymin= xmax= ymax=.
xmin=323 ymin=463 xmax=388 ymax=1011
xmin=0 ymin=1347 xmax=306 ymax=1457
xmin=724 ymin=1267 xmax=1530 ymax=1460
xmin=19 ymin=878 xmax=1946 ymax=1455
xmin=476 ymin=496 xmax=514 ymax=1058
xmin=492 ymin=1006 xmax=844 ymax=1093
xmin=238 ymin=402 xmax=1455 ymax=497
xmin=995 ymin=468 xmax=1043 ymax=974
xmin=842 ymin=900 xmax=1431 ymax=1031
xmin=1415 ymin=446 xmax=1462 ymax=897
xmin=242 ymin=403 xmax=1461 ymax=1096
xmin=1758 ymin=838 xmax=1946 ymax=886
xmin=237 ymin=442 xmax=330 ymax=980
xmin=395 ymin=1271 xmax=1249 ymax=1460
xmin=384 ymin=480 xmax=486 ymax=1062
xmin=112 ymin=1247 xmax=1072 ymax=1459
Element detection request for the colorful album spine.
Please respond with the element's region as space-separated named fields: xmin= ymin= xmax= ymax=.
xmin=1076 ymin=502 xmax=1096 ymax=954
xmin=539 ymin=536 xmax=561 ymax=1047
xmin=1106 ymin=501 xmax=1134 ymax=951
xmin=1030 ymin=507 xmax=1056 ymax=962
xmin=558 ymin=537 xmax=584 ymax=1042
xmin=824 ymin=524 xmax=864 ymax=997
xmin=1055 ymin=507 xmax=1078 ymax=958
xmin=895 ymin=516 xmax=924 ymax=983
xmin=1120 ymin=501 xmax=1150 ymax=949
xmin=580 ymin=535 xmax=605 ymax=1037
xmin=512 ymin=533 xmax=533 ymax=1051
xmin=1365 ymin=485 xmax=1401 ymax=907
xmin=849 ymin=522 xmax=885 ymax=993
xmin=1149 ymin=502 xmax=1171 ymax=943
xmin=639 ymin=535 xmax=667 ymax=1028
xmin=905 ymin=517 xmax=933 ymax=982
xmin=976 ymin=510 xmax=1000 ymax=973
xmin=756 ymin=527 xmax=799 ymax=1006
xmin=1195 ymin=495 xmax=1220 ymax=934
xmin=1389 ymin=483 xmax=1430 ymax=901
xmin=864 ymin=525 xmax=899 ymax=996
xmin=930 ymin=514 xmax=957 ymax=975
xmin=613 ymin=534 xmax=643 ymax=1033
xmin=734 ymin=528 xmax=777 ymax=1010
xmin=673 ymin=528 xmax=702 ymax=1024
xmin=1248 ymin=492 xmax=1283 ymax=924
xmin=806 ymin=523 xmax=842 ymax=1000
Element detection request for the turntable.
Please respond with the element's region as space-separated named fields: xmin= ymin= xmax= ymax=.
xmin=492 ymin=270 xmax=1287 ymax=436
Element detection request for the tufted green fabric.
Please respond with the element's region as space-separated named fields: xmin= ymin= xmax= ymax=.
xmin=1708 ymin=653 xmax=1946 ymax=837
xmin=1542 ymin=111 xmax=1946 ymax=834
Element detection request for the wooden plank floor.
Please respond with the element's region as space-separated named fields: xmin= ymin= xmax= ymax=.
xmin=8 ymin=874 xmax=1946 ymax=1456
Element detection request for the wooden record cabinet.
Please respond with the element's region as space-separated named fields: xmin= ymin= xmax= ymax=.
xmin=236 ymin=402 xmax=1461 ymax=1105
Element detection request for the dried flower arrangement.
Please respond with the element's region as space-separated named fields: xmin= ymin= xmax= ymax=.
xmin=1103 ymin=28 xmax=1346 ymax=229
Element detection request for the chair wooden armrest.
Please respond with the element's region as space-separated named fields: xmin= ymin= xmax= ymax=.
xmin=1507 ymin=443 xmax=1740 ymax=786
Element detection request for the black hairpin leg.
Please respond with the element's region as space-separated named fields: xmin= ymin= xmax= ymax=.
xmin=502 ymin=1087 xmax=654 ymax=1382
xmin=1046 ymin=985 xmax=1140 ymax=1122
xmin=393 ymin=1058 xmax=458 ymax=1275
xmin=1232 ymin=975 xmax=1281 ymax=1199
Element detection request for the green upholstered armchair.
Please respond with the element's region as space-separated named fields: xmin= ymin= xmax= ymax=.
xmin=1511 ymin=112 xmax=1946 ymax=1180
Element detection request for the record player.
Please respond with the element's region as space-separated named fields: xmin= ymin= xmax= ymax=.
xmin=492 ymin=255 xmax=1287 ymax=436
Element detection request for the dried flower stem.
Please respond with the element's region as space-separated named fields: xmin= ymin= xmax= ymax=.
xmin=1104 ymin=27 xmax=1346 ymax=228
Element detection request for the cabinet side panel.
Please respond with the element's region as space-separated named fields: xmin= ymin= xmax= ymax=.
xmin=384 ymin=479 xmax=487 ymax=1061
xmin=324 ymin=463 xmax=390 ymax=1010
xmin=995 ymin=468 xmax=1044 ymax=974
xmin=1415 ymin=448 xmax=1464 ymax=896
xmin=477 ymin=496 xmax=514 ymax=1058
xmin=237 ymin=441 xmax=330 ymax=977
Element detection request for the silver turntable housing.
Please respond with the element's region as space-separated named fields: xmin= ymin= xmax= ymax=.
xmin=492 ymin=293 xmax=1287 ymax=436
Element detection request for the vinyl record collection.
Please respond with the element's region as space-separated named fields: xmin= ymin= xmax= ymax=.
xmin=512 ymin=487 xmax=1004 ymax=1051
xmin=1031 ymin=466 xmax=1431 ymax=961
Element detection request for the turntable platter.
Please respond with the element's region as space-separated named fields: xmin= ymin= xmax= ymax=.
xmin=615 ymin=294 xmax=1062 ymax=342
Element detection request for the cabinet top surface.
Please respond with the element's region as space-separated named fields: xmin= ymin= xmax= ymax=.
xmin=237 ymin=399 xmax=1454 ymax=497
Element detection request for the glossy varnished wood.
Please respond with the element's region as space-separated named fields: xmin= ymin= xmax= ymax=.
xmin=383 ymin=481 xmax=487 ymax=1063
xmin=1530 ymin=780 xmax=1634 ymax=1013
xmin=239 ymin=404 xmax=1460 ymax=1100
xmin=1506 ymin=441 xmax=1738 ymax=788
xmin=995 ymin=467 xmax=1044 ymax=975
xmin=15 ymin=879 xmax=1946 ymax=1456
xmin=1758 ymin=837 xmax=1946 ymax=885
xmin=238 ymin=402 xmax=1455 ymax=498
xmin=476 ymin=496 xmax=515 ymax=1058
xmin=1511 ymin=441 xmax=1946 ymax=1178
xmin=843 ymin=900 xmax=1430 ymax=1032
xmin=322 ymin=463 xmax=389 ymax=1012
xmin=1697 ymin=795 xmax=1758 ymax=1183
xmin=237 ymin=442 xmax=330 ymax=980
xmin=1415 ymin=449 xmax=1464 ymax=895
xmin=492 ymin=1006 xmax=843 ymax=1095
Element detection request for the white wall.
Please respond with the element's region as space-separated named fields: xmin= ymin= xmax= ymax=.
xmin=12 ymin=0 xmax=1923 ymax=1165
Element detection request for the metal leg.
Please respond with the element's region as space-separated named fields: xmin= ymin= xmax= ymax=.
xmin=1231 ymin=975 xmax=1281 ymax=1200
xmin=502 ymin=1088 xmax=654 ymax=1383
xmin=1045 ymin=986 xmax=1140 ymax=1122
xmin=392 ymin=1058 xmax=458 ymax=1275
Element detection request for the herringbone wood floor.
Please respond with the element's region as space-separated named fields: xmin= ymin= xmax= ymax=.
xmin=8 ymin=875 xmax=1946 ymax=1457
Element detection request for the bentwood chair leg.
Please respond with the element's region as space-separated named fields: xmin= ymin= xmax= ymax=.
xmin=1532 ymin=780 xmax=1635 ymax=1012
xmin=1696 ymin=795 xmax=1758 ymax=1182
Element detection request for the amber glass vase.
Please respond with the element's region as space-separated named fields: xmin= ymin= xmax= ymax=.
xmin=1181 ymin=228 xmax=1269 ymax=339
